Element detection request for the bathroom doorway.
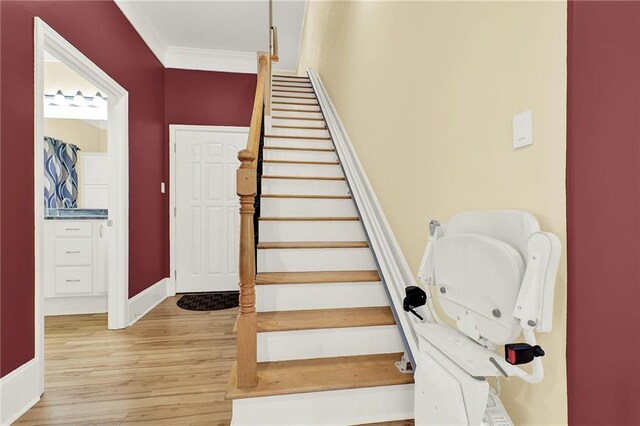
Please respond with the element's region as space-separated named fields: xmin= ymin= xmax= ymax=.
xmin=34 ymin=17 xmax=130 ymax=393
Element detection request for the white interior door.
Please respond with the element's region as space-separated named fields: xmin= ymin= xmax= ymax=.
xmin=175 ymin=127 xmax=247 ymax=293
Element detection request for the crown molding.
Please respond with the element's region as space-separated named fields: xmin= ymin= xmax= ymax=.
xmin=164 ymin=46 xmax=258 ymax=74
xmin=113 ymin=0 xmax=167 ymax=66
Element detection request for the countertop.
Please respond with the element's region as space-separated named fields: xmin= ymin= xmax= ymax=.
xmin=45 ymin=208 xmax=108 ymax=220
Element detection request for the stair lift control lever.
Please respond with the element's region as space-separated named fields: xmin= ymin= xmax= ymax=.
xmin=403 ymin=286 xmax=427 ymax=320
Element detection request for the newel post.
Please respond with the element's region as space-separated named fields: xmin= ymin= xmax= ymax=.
xmin=236 ymin=149 xmax=258 ymax=388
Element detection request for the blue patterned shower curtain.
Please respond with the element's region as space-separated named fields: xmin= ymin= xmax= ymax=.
xmin=44 ymin=136 xmax=80 ymax=208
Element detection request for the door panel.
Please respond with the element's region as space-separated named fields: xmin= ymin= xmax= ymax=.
xmin=175 ymin=128 xmax=247 ymax=292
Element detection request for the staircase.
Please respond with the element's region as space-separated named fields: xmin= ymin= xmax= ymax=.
xmin=226 ymin=73 xmax=414 ymax=425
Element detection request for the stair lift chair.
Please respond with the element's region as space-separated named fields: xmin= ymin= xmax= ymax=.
xmin=412 ymin=210 xmax=561 ymax=425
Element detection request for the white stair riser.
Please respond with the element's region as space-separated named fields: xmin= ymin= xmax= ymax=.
xmin=271 ymin=86 xmax=313 ymax=93
xmin=257 ymin=326 xmax=403 ymax=361
xmin=262 ymin=163 xmax=343 ymax=178
xmin=256 ymin=282 xmax=387 ymax=312
xmin=272 ymin=91 xmax=316 ymax=99
xmin=265 ymin=139 xmax=333 ymax=149
xmin=271 ymin=118 xmax=326 ymax=128
xmin=231 ymin=384 xmax=414 ymax=426
xmin=262 ymin=178 xmax=349 ymax=196
xmin=271 ymin=103 xmax=320 ymax=112
xmin=264 ymin=149 xmax=338 ymax=163
xmin=257 ymin=247 xmax=376 ymax=272
xmin=260 ymin=197 xmax=357 ymax=216
xmin=272 ymin=77 xmax=310 ymax=84
xmin=259 ymin=221 xmax=367 ymax=242
xmin=270 ymin=110 xmax=324 ymax=119
xmin=273 ymin=97 xmax=318 ymax=106
xmin=268 ymin=127 xmax=330 ymax=138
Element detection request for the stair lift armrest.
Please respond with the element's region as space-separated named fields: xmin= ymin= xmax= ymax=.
xmin=503 ymin=329 xmax=545 ymax=384
xmin=513 ymin=232 xmax=561 ymax=333
xmin=417 ymin=220 xmax=443 ymax=286
xmin=417 ymin=220 xmax=445 ymax=324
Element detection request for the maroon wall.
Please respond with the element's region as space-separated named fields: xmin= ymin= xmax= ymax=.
xmin=0 ymin=1 xmax=167 ymax=377
xmin=165 ymin=69 xmax=256 ymax=127
xmin=567 ymin=1 xmax=640 ymax=424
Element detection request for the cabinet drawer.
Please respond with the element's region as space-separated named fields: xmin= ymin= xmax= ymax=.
xmin=55 ymin=222 xmax=92 ymax=237
xmin=55 ymin=266 xmax=93 ymax=294
xmin=55 ymin=239 xmax=92 ymax=266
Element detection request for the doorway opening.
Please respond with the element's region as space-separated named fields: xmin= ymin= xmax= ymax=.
xmin=34 ymin=17 xmax=129 ymax=393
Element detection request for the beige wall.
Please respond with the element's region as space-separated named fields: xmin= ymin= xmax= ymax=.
xmin=44 ymin=119 xmax=107 ymax=153
xmin=44 ymin=60 xmax=101 ymax=98
xmin=298 ymin=1 xmax=567 ymax=424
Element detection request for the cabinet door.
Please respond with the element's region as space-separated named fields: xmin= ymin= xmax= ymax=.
xmin=93 ymin=221 xmax=108 ymax=294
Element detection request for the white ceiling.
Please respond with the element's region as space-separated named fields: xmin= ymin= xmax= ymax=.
xmin=114 ymin=0 xmax=307 ymax=73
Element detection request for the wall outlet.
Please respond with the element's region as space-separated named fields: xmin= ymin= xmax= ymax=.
xmin=513 ymin=110 xmax=533 ymax=149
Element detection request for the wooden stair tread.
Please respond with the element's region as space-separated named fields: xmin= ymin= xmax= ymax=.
xmin=256 ymin=270 xmax=380 ymax=285
xmin=264 ymin=146 xmax=335 ymax=152
xmin=227 ymin=353 xmax=410 ymax=399
xmin=272 ymin=116 xmax=324 ymax=121
xmin=272 ymin=108 xmax=321 ymax=113
xmin=273 ymin=94 xmax=317 ymax=100
xmin=261 ymin=194 xmax=351 ymax=199
xmin=273 ymin=75 xmax=309 ymax=80
xmin=262 ymin=175 xmax=344 ymax=181
xmin=272 ymin=125 xmax=326 ymax=130
xmin=357 ymin=420 xmax=415 ymax=426
xmin=257 ymin=241 xmax=368 ymax=249
xmin=263 ymin=159 xmax=339 ymax=165
xmin=273 ymin=89 xmax=314 ymax=93
xmin=273 ymin=101 xmax=320 ymax=106
xmin=257 ymin=307 xmax=395 ymax=332
xmin=265 ymin=134 xmax=330 ymax=140
xmin=227 ymin=353 xmax=410 ymax=400
xmin=259 ymin=217 xmax=359 ymax=221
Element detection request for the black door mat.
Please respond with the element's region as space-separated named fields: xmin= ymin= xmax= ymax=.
xmin=177 ymin=291 xmax=239 ymax=311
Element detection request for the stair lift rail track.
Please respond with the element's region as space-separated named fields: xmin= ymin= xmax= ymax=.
xmin=307 ymin=69 xmax=421 ymax=367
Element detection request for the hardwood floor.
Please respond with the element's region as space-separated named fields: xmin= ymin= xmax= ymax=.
xmin=16 ymin=297 xmax=237 ymax=425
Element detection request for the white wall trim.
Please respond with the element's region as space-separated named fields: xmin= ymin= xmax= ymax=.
xmin=0 ymin=359 xmax=40 ymax=426
xmin=168 ymin=125 xmax=250 ymax=296
xmin=44 ymin=295 xmax=107 ymax=316
xmin=307 ymin=69 xmax=421 ymax=367
xmin=34 ymin=18 xmax=130 ymax=402
xmin=113 ymin=0 xmax=166 ymax=66
xmin=165 ymin=46 xmax=258 ymax=74
xmin=128 ymin=278 xmax=170 ymax=326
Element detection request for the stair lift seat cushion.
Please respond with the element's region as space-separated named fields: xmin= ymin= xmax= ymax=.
xmin=433 ymin=233 xmax=525 ymax=345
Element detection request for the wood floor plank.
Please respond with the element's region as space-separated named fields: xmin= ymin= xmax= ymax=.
xmin=226 ymin=353 xmax=411 ymax=399
xmin=256 ymin=270 xmax=381 ymax=285
xmin=256 ymin=307 xmax=395 ymax=332
xmin=15 ymin=297 xmax=237 ymax=425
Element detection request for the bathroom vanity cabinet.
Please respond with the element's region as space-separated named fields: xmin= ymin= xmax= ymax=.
xmin=43 ymin=219 xmax=108 ymax=315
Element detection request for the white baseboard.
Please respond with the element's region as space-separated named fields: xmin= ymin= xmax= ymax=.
xmin=128 ymin=278 xmax=169 ymax=326
xmin=0 ymin=359 xmax=41 ymax=426
xmin=44 ymin=295 xmax=107 ymax=316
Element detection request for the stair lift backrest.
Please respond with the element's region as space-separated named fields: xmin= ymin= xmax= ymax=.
xmin=433 ymin=211 xmax=542 ymax=345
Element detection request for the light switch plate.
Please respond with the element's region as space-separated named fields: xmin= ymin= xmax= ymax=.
xmin=161 ymin=182 xmax=166 ymax=193
xmin=513 ymin=110 xmax=533 ymax=149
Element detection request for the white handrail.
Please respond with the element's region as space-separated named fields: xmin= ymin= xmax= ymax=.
xmin=307 ymin=68 xmax=421 ymax=366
